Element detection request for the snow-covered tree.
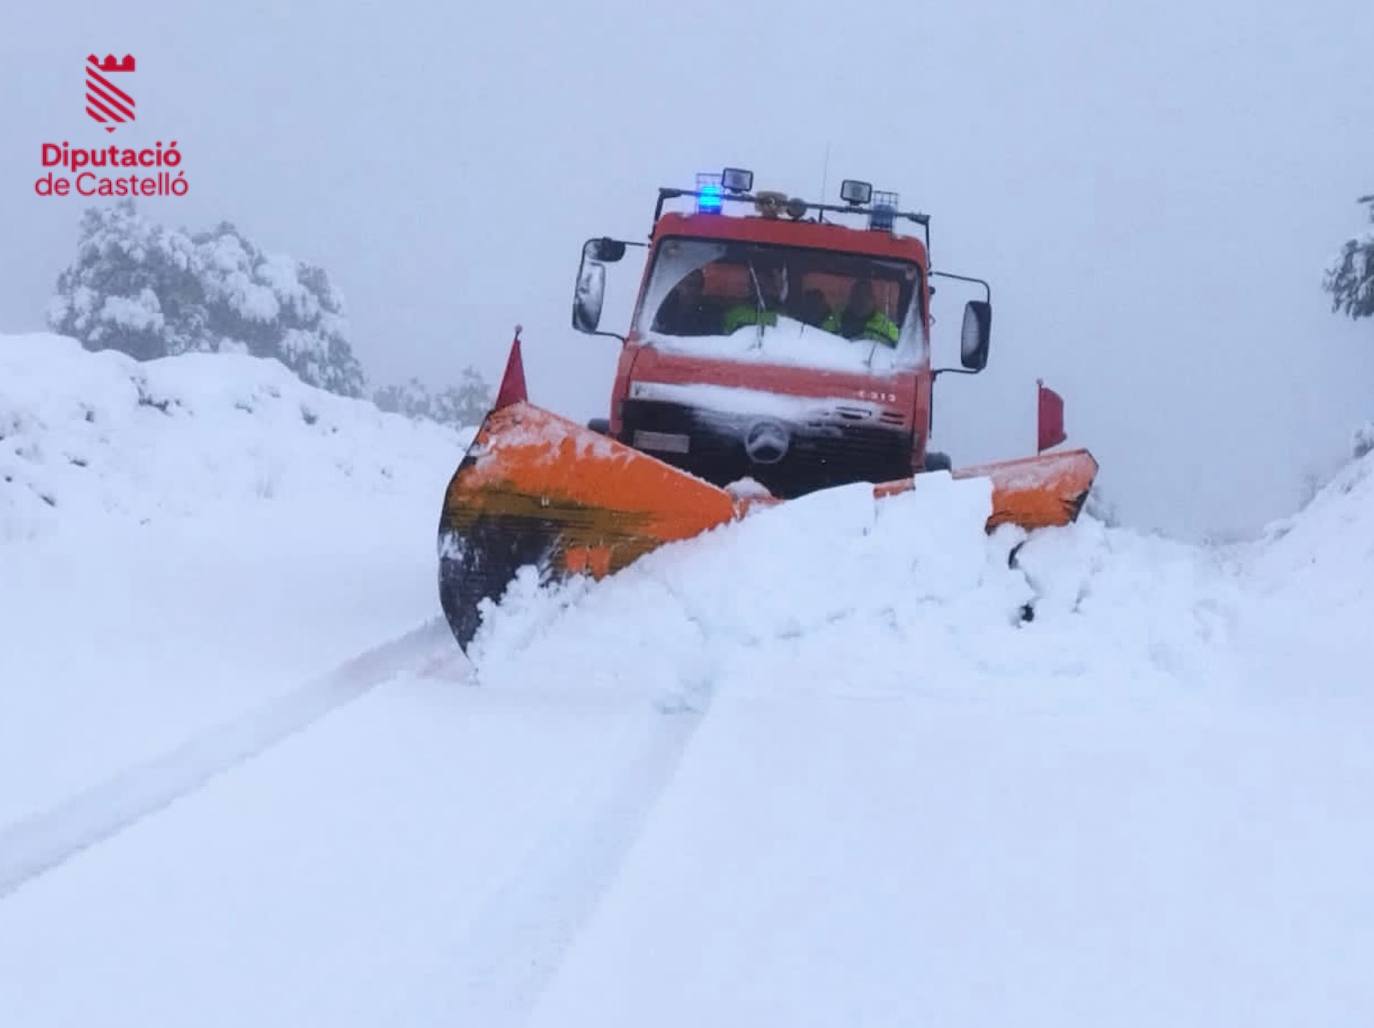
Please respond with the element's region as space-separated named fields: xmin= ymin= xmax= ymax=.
xmin=373 ymin=379 xmax=432 ymax=420
xmin=432 ymin=367 xmax=494 ymax=427
xmin=47 ymin=202 xmax=201 ymax=361
xmin=1325 ymin=194 xmax=1374 ymax=322
xmin=374 ymin=368 xmax=492 ymax=429
xmin=49 ymin=201 xmax=365 ymax=397
xmin=190 ymin=220 xmax=364 ymax=397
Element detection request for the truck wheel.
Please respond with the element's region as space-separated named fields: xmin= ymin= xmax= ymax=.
xmin=587 ymin=418 xmax=610 ymax=435
xmin=923 ymin=451 xmax=952 ymax=472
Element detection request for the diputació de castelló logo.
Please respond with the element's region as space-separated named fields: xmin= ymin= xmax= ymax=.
xmin=85 ymin=53 xmax=136 ymax=132
xmin=35 ymin=53 xmax=189 ymax=199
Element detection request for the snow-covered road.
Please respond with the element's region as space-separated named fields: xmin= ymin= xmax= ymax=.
xmin=5 ymin=594 xmax=1371 ymax=1027
xmin=4 ymin=334 xmax=1373 ymax=1026
xmin=0 ymin=666 xmax=703 ymax=1025
xmin=529 ymin=665 xmax=1374 ymax=1026
xmin=0 ymin=618 xmax=450 ymax=898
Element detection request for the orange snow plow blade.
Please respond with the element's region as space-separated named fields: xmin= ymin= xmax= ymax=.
xmin=438 ymin=403 xmax=1097 ymax=651
xmin=438 ymin=402 xmax=737 ymax=648
xmin=956 ymin=450 xmax=1098 ymax=529
xmin=882 ymin=449 xmax=1099 ymax=530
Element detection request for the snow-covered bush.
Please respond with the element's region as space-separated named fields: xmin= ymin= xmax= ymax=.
xmin=48 ymin=201 xmax=365 ymax=397
xmin=1355 ymin=422 xmax=1374 ymax=460
xmin=1325 ymin=194 xmax=1374 ymax=321
xmin=373 ymin=368 xmax=491 ymax=429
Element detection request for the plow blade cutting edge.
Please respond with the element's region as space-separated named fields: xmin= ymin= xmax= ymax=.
xmin=437 ymin=401 xmax=1098 ymax=651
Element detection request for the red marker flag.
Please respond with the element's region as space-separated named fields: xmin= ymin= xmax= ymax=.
xmin=1037 ymin=379 xmax=1067 ymax=453
xmin=494 ymin=326 xmax=528 ymax=410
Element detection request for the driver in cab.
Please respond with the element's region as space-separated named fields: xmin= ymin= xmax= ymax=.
xmin=653 ymin=269 xmax=720 ymax=336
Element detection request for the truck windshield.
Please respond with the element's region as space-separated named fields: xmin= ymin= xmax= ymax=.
xmin=637 ymin=238 xmax=921 ymax=355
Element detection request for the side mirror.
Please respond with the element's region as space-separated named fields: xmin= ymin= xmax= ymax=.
xmin=572 ymin=260 xmax=606 ymax=333
xmin=960 ymin=300 xmax=991 ymax=371
xmin=586 ymin=237 xmax=626 ymax=263
xmin=572 ymin=236 xmax=644 ymax=337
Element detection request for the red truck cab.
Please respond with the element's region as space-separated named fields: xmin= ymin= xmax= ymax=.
xmin=572 ymin=174 xmax=989 ymax=498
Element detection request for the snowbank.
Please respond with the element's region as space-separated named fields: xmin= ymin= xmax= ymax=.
xmin=471 ymin=470 xmax=1239 ymax=713
xmin=1250 ymin=441 xmax=1374 ymax=611
xmin=1225 ymin=439 xmax=1374 ymax=710
xmin=0 ymin=332 xmax=462 ymax=541
xmin=472 ymin=476 xmax=1027 ymax=706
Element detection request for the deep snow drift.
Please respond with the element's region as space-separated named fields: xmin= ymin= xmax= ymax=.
xmin=2 ymin=333 xmax=1373 ymax=1026
xmin=470 ymin=474 xmax=1237 ymax=708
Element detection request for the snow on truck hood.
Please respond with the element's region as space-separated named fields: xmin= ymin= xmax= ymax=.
xmin=627 ymin=379 xmax=899 ymax=424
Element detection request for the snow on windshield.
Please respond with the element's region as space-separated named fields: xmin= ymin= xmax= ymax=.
xmin=652 ymin=316 xmax=911 ymax=374
xmin=637 ymin=238 xmax=924 ymax=375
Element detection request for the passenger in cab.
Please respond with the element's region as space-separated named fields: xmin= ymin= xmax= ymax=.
xmin=721 ymin=264 xmax=783 ymax=334
xmin=791 ymin=286 xmax=831 ymax=328
xmin=825 ymin=278 xmax=900 ymax=346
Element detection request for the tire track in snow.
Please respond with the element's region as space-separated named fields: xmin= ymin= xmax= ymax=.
xmin=0 ymin=618 xmax=454 ymax=900
xmin=451 ymin=573 xmax=719 ymax=1023
xmin=450 ymin=701 xmax=707 ymax=1025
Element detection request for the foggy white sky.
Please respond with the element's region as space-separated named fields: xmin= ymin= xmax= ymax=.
xmin=3 ymin=0 xmax=1372 ymax=539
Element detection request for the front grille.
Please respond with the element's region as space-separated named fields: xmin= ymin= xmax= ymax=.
xmin=621 ymin=399 xmax=912 ymax=498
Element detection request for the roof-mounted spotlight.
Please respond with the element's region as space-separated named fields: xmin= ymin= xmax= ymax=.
xmin=839 ymin=179 xmax=872 ymax=206
xmin=721 ymin=167 xmax=753 ymax=193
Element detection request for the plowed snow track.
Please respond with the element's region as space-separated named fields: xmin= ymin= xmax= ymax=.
xmin=0 ymin=619 xmax=452 ymax=897
xmin=446 ymin=703 xmax=704 ymax=1023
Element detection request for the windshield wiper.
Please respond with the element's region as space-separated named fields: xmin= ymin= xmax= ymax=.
xmin=745 ymin=259 xmax=766 ymax=349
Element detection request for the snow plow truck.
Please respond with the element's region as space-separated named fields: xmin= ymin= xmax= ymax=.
xmin=438 ymin=168 xmax=1098 ymax=650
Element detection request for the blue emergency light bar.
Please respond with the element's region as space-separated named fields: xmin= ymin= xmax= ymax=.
xmin=668 ymin=169 xmax=928 ymax=249
xmin=695 ymin=172 xmax=724 ymax=213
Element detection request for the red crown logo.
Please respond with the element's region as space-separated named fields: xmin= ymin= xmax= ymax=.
xmin=85 ymin=54 xmax=136 ymax=133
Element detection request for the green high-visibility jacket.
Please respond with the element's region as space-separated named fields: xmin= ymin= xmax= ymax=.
xmin=823 ymin=309 xmax=900 ymax=347
xmin=722 ymin=304 xmax=779 ymax=334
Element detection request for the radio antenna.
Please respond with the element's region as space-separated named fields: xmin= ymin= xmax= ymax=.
xmin=818 ymin=143 xmax=832 ymax=223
